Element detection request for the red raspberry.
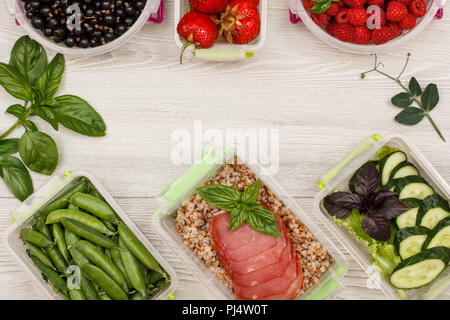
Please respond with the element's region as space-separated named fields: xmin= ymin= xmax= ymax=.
xmin=396 ymin=0 xmax=411 ymax=5
xmin=334 ymin=23 xmax=355 ymax=42
xmin=303 ymin=0 xmax=316 ymax=12
xmin=367 ymin=0 xmax=384 ymax=6
xmin=399 ymin=13 xmax=417 ymax=29
xmin=353 ymin=26 xmax=371 ymax=44
xmin=386 ymin=1 xmax=408 ymax=21
xmin=336 ymin=0 xmax=346 ymax=6
xmin=347 ymin=8 xmax=368 ymax=26
xmin=367 ymin=6 xmax=386 ymax=29
xmin=326 ymin=20 xmax=338 ymax=36
xmin=326 ymin=3 xmax=340 ymax=16
xmin=336 ymin=8 xmax=349 ymax=23
xmin=387 ymin=22 xmax=402 ymax=38
xmin=409 ymin=0 xmax=427 ymax=18
xmin=371 ymin=26 xmax=393 ymax=44
xmin=312 ymin=13 xmax=331 ymax=25
xmin=344 ymin=0 xmax=366 ymax=7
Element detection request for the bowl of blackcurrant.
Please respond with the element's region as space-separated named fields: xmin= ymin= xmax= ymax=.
xmin=7 ymin=0 xmax=163 ymax=55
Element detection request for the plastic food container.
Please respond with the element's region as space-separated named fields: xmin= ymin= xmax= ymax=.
xmin=4 ymin=171 xmax=177 ymax=300
xmin=154 ymin=147 xmax=348 ymax=299
xmin=287 ymin=0 xmax=446 ymax=54
xmin=174 ymin=0 xmax=268 ymax=61
xmin=6 ymin=0 xmax=165 ymax=56
xmin=314 ymin=132 xmax=450 ymax=299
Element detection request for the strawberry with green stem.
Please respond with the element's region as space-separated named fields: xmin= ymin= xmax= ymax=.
xmin=361 ymin=53 xmax=446 ymax=142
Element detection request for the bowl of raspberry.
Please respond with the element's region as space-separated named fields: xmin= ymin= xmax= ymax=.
xmin=6 ymin=0 xmax=164 ymax=56
xmin=288 ymin=0 xmax=445 ymax=53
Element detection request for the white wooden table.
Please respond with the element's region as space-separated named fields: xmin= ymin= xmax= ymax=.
xmin=0 ymin=1 xmax=449 ymax=300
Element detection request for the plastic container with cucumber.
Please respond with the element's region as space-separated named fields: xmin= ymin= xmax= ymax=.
xmin=315 ymin=133 xmax=450 ymax=299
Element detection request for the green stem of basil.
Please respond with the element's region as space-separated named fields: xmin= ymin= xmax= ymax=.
xmin=361 ymin=55 xmax=446 ymax=143
xmin=0 ymin=102 xmax=31 ymax=140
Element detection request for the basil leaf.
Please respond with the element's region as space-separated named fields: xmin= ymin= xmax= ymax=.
xmin=0 ymin=155 xmax=33 ymax=201
xmin=421 ymin=83 xmax=439 ymax=111
xmin=23 ymin=120 xmax=38 ymax=132
xmin=311 ymin=1 xmax=332 ymax=14
xmin=196 ymin=184 xmax=241 ymax=212
xmin=240 ymin=180 xmax=261 ymax=204
xmin=9 ymin=36 xmax=48 ymax=84
xmin=375 ymin=196 xmax=408 ymax=220
xmin=0 ymin=63 xmax=33 ymax=101
xmin=247 ymin=203 xmax=280 ymax=238
xmin=0 ymin=139 xmax=19 ymax=156
xmin=361 ymin=211 xmax=391 ymax=241
xmin=408 ymin=77 xmax=422 ymax=97
xmin=395 ymin=107 xmax=425 ymax=125
xmin=18 ymin=131 xmax=58 ymax=175
xmin=6 ymin=104 xmax=26 ymax=119
xmin=229 ymin=206 xmax=248 ymax=232
xmin=32 ymin=106 xmax=59 ymax=131
xmin=35 ymin=53 xmax=65 ymax=101
xmin=391 ymin=92 xmax=413 ymax=108
xmin=323 ymin=191 xmax=364 ymax=218
xmin=353 ymin=162 xmax=380 ymax=196
xmin=53 ymin=95 xmax=106 ymax=136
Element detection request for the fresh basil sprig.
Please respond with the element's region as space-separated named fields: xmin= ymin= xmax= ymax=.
xmin=196 ymin=180 xmax=281 ymax=238
xmin=310 ymin=0 xmax=339 ymax=14
xmin=361 ymin=54 xmax=446 ymax=143
xmin=0 ymin=36 xmax=106 ymax=201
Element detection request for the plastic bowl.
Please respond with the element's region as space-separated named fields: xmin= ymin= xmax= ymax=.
xmin=174 ymin=0 xmax=268 ymax=61
xmin=6 ymin=0 xmax=164 ymax=56
xmin=287 ymin=0 xmax=446 ymax=54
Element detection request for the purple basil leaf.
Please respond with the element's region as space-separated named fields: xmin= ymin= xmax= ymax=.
xmin=369 ymin=190 xmax=398 ymax=208
xmin=361 ymin=211 xmax=391 ymax=241
xmin=323 ymin=192 xmax=364 ymax=219
xmin=354 ymin=162 xmax=380 ymax=196
xmin=375 ymin=196 xmax=409 ymax=220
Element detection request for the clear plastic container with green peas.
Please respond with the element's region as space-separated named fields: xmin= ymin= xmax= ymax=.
xmin=5 ymin=171 xmax=177 ymax=300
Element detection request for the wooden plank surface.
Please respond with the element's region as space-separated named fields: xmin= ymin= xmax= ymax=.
xmin=0 ymin=1 xmax=449 ymax=300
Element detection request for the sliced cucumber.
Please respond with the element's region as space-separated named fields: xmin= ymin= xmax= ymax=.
xmin=423 ymin=216 xmax=450 ymax=250
xmin=396 ymin=199 xmax=422 ymax=229
xmin=379 ymin=151 xmax=407 ymax=186
xmin=394 ymin=226 xmax=430 ymax=260
xmin=390 ymin=247 xmax=450 ymax=289
xmin=390 ymin=161 xmax=419 ymax=180
xmin=417 ymin=194 xmax=450 ymax=230
xmin=393 ymin=176 xmax=434 ymax=200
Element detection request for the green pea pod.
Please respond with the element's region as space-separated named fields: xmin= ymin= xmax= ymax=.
xmin=52 ymin=224 xmax=70 ymax=263
xmin=81 ymin=264 xmax=128 ymax=300
xmin=25 ymin=241 xmax=55 ymax=269
xmin=20 ymin=229 xmax=53 ymax=248
xmin=68 ymin=203 xmax=79 ymax=210
xmin=75 ymin=240 xmax=127 ymax=289
xmin=45 ymin=246 xmax=69 ymax=274
xmin=118 ymin=237 xmax=146 ymax=297
xmin=99 ymin=292 xmax=112 ymax=300
xmin=110 ymin=247 xmax=132 ymax=289
xmin=118 ymin=224 xmax=161 ymax=273
xmin=103 ymin=219 xmax=117 ymax=233
xmin=147 ymin=270 xmax=165 ymax=286
xmin=46 ymin=209 xmax=113 ymax=235
xmin=68 ymin=247 xmax=90 ymax=267
xmin=26 ymin=250 xmax=67 ymax=292
xmin=60 ymin=291 xmax=71 ymax=300
xmin=69 ymin=288 xmax=86 ymax=300
xmin=70 ymin=192 xmax=116 ymax=222
xmin=64 ymin=229 xmax=80 ymax=247
xmin=87 ymin=185 xmax=104 ymax=200
xmin=40 ymin=180 xmax=88 ymax=216
xmin=35 ymin=217 xmax=53 ymax=240
xmin=61 ymin=218 xmax=116 ymax=248
xmin=80 ymin=273 xmax=100 ymax=300
xmin=130 ymin=292 xmax=145 ymax=300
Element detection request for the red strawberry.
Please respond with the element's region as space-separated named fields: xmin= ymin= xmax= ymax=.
xmin=231 ymin=0 xmax=261 ymax=6
xmin=387 ymin=21 xmax=402 ymax=38
xmin=409 ymin=0 xmax=427 ymax=18
xmin=396 ymin=0 xmax=411 ymax=5
xmin=303 ymin=0 xmax=316 ymax=12
xmin=386 ymin=1 xmax=408 ymax=21
xmin=326 ymin=3 xmax=340 ymax=16
xmin=367 ymin=0 xmax=384 ymax=6
xmin=371 ymin=25 xmax=392 ymax=44
xmin=312 ymin=13 xmax=331 ymax=25
xmin=347 ymin=7 xmax=368 ymax=26
xmin=220 ymin=0 xmax=261 ymax=45
xmin=177 ymin=11 xmax=218 ymax=63
xmin=344 ymin=0 xmax=366 ymax=8
xmin=190 ymin=0 xmax=228 ymax=14
xmin=334 ymin=23 xmax=354 ymax=42
xmin=353 ymin=26 xmax=371 ymax=44
xmin=399 ymin=13 xmax=417 ymax=29
xmin=336 ymin=8 xmax=349 ymax=23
